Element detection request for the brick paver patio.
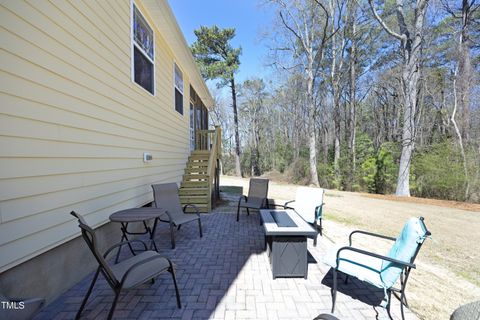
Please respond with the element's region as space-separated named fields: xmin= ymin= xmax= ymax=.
xmin=34 ymin=199 xmax=417 ymax=320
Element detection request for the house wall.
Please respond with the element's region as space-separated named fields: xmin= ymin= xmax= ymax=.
xmin=0 ymin=0 xmax=199 ymax=301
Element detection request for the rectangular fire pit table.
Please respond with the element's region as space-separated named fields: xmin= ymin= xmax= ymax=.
xmin=260 ymin=209 xmax=317 ymax=279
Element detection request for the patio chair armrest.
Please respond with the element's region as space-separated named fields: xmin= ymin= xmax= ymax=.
xmin=103 ymin=240 xmax=148 ymax=258
xmin=336 ymin=246 xmax=416 ymax=269
xmin=120 ymin=255 xmax=171 ymax=286
xmin=183 ymin=204 xmax=200 ymax=217
xmin=283 ymin=200 xmax=295 ymax=209
xmin=315 ymin=203 xmax=325 ymax=220
xmin=348 ymin=230 xmax=396 ymax=246
xmin=159 ymin=210 xmax=175 ymax=224
xmin=269 ymin=203 xmax=286 ymax=209
xmin=238 ymin=195 xmax=248 ymax=205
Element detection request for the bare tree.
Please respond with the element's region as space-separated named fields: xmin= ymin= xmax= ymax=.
xmin=368 ymin=0 xmax=429 ymax=196
xmin=268 ymin=0 xmax=334 ymax=186
xmin=239 ymin=78 xmax=268 ymax=176
xmin=328 ymin=0 xmax=348 ymax=183
xmin=347 ymin=0 xmax=358 ymax=188
xmin=447 ymin=0 xmax=479 ymax=198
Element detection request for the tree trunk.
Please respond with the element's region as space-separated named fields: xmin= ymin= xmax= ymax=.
xmin=323 ymin=127 xmax=329 ymax=164
xmin=452 ymin=64 xmax=470 ymax=199
xmin=458 ymin=0 xmax=472 ymax=142
xmin=307 ymin=66 xmax=320 ymax=187
xmin=330 ymin=0 xmax=343 ymax=185
xmin=231 ymin=77 xmax=242 ymax=177
xmin=333 ymin=106 xmax=341 ymax=180
xmin=369 ymin=0 xmax=428 ymax=196
xmin=396 ymin=63 xmax=418 ymax=196
xmin=251 ymin=121 xmax=261 ymax=176
xmin=347 ymin=0 xmax=357 ymax=190
xmin=451 ymin=0 xmax=472 ymax=199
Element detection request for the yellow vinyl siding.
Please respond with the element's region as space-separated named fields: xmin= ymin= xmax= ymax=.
xmin=0 ymin=0 xmax=196 ymax=272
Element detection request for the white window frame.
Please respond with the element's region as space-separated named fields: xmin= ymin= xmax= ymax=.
xmin=173 ymin=62 xmax=184 ymax=115
xmin=131 ymin=1 xmax=155 ymax=96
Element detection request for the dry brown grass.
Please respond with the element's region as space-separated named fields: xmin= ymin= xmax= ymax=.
xmin=362 ymin=193 xmax=480 ymax=212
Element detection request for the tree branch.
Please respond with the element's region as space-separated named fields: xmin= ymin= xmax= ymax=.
xmin=368 ymin=0 xmax=405 ymax=41
xmin=395 ymin=0 xmax=410 ymax=36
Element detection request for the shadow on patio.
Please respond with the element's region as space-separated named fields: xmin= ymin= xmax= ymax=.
xmin=33 ymin=188 xmax=416 ymax=320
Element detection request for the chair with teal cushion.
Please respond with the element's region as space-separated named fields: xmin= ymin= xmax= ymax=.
xmin=284 ymin=186 xmax=325 ymax=246
xmin=324 ymin=217 xmax=430 ymax=320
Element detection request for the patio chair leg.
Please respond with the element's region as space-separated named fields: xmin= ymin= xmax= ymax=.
xmin=236 ymin=205 xmax=241 ymax=222
xmin=246 ymin=208 xmax=250 ymax=216
xmin=386 ymin=289 xmax=393 ymax=320
xmin=177 ymin=225 xmax=182 ymax=230
xmin=331 ymin=268 xmax=337 ymax=313
xmin=170 ymin=223 xmax=176 ymax=249
xmin=107 ymin=290 xmax=121 ymax=320
xmin=399 ymin=273 xmax=409 ymax=307
xmin=400 ymin=290 xmax=406 ymax=320
xmin=313 ymin=234 xmax=318 ymax=247
xmin=75 ymin=267 xmax=100 ymax=320
xmin=198 ymin=219 xmax=203 ymax=237
xmin=344 ymin=274 xmax=349 ymax=284
xmin=168 ymin=263 xmax=182 ymax=309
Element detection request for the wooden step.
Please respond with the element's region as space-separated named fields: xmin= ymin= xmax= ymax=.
xmin=187 ymin=163 xmax=209 ymax=169
xmin=185 ymin=167 xmax=208 ymax=174
xmin=179 ymin=196 xmax=209 ymax=204
xmin=184 ymin=174 xmax=209 ymax=181
xmin=188 ymin=155 xmax=210 ymax=160
xmin=180 ymin=181 xmax=209 ymax=188
xmin=179 ymin=187 xmax=209 ymax=196
xmin=191 ymin=150 xmax=210 ymax=155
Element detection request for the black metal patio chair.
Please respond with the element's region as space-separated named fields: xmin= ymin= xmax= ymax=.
xmin=236 ymin=178 xmax=269 ymax=222
xmin=70 ymin=211 xmax=181 ymax=320
xmin=324 ymin=217 xmax=431 ymax=320
xmin=152 ymin=183 xmax=203 ymax=249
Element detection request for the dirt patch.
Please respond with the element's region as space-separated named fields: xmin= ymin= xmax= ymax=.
xmin=362 ymin=193 xmax=480 ymax=212
xmin=219 ymin=175 xmax=480 ymax=320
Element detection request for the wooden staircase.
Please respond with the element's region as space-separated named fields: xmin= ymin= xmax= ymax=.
xmin=179 ymin=127 xmax=221 ymax=213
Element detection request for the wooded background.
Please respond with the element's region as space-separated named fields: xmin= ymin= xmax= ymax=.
xmin=193 ymin=0 xmax=479 ymax=202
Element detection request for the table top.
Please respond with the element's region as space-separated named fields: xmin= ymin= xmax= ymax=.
xmin=110 ymin=207 xmax=167 ymax=223
xmin=260 ymin=209 xmax=317 ymax=237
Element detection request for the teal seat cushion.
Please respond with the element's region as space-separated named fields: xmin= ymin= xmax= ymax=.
xmin=380 ymin=217 xmax=428 ymax=288
xmin=324 ymin=245 xmax=384 ymax=288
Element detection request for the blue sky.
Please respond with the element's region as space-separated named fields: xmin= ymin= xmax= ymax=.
xmin=168 ymin=0 xmax=274 ymax=83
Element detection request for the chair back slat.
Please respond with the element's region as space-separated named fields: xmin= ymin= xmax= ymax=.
xmin=380 ymin=217 xmax=430 ymax=288
xmin=70 ymin=211 xmax=119 ymax=287
xmin=152 ymin=183 xmax=183 ymax=217
xmin=248 ymin=178 xmax=269 ymax=200
xmin=292 ymin=187 xmax=324 ymax=224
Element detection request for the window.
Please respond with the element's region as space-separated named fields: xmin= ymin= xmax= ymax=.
xmin=132 ymin=4 xmax=154 ymax=95
xmin=174 ymin=63 xmax=183 ymax=114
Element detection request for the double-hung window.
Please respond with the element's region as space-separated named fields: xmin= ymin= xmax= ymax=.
xmin=174 ymin=63 xmax=184 ymax=114
xmin=132 ymin=3 xmax=154 ymax=95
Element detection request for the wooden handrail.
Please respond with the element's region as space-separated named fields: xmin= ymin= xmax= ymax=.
xmin=195 ymin=130 xmax=215 ymax=151
xmin=206 ymin=126 xmax=221 ymax=211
